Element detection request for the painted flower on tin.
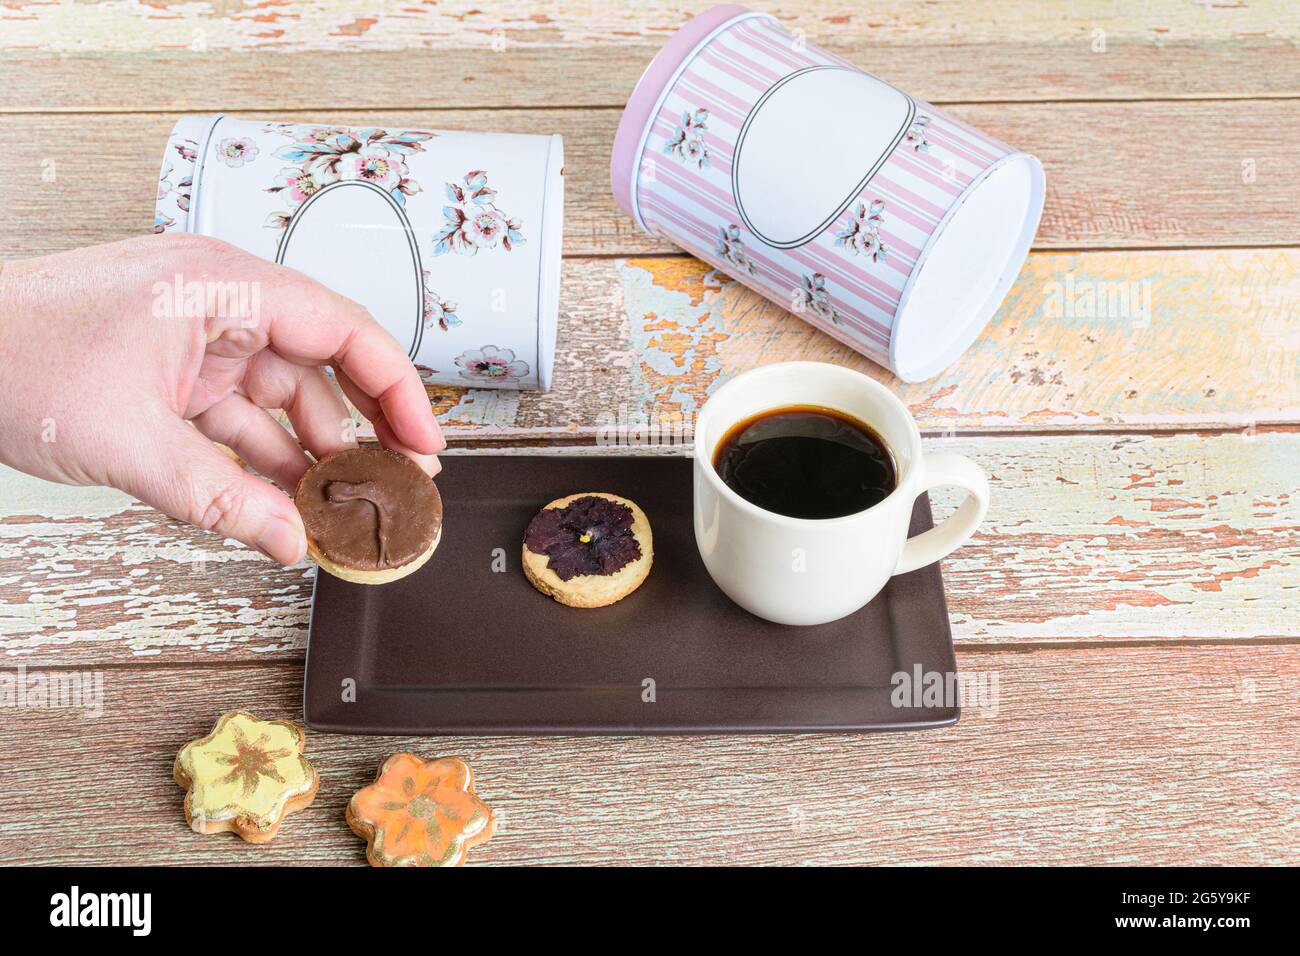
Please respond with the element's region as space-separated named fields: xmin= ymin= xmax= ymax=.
xmin=155 ymin=138 xmax=197 ymax=234
xmin=154 ymin=171 xmax=192 ymax=233
xmin=156 ymin=165 xmax=192 ymax=210
xmin=262 ymin=124 xmax=436 ymax=229
xmin=798 ymin=273 xmax=845 ymax=326
xmin=432 ymin=170 xmax=524 ymax=256
xmin=455 ymin=345 xmax=530 ymax=385
xmin=905 ymin=115 xmax=931 ymax=153
xmin=665 ymin=108 xmax=710 ymax=169
xmin=716 ymin=224 xmax=757 ymax=275
xmin=336 ymin=143 xmax=407 ymax=191
xmin=215 ymin=137 xmax=259 ymax=168
xmin=423 ymin=282 xmax=460 ymax=332
xmin=835 ymin=199 xmax=888 ymax=263
xmin=270 ymin=166 xmax=330 ymax=207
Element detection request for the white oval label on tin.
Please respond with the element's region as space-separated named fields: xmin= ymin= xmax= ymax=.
xmin=276 ymin=180 xmax=425 ymax=359
xmin=732 ymin=67 xmax=914 ymax=249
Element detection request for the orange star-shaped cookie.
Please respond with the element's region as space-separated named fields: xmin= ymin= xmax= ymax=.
xmin=174 ymin=710 xmax=319 ymax=844
xmin=346 ymin=754 xmax=495 ymax=866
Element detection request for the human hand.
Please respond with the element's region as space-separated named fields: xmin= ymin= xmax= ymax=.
xmin=0 ymin=233 xmax=445 ymax=564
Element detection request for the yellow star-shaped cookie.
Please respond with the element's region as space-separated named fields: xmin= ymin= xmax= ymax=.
xmin=174 ymin=711 xmax=319 ymax=844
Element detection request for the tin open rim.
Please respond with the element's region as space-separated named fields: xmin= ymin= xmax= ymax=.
xmin=889 ymin=152 xmax=1046 ymax=383
xmin=155 ymin=113 xmax=223 ymax=236
xmin=536 ymin=134 xmax=565 ymax=392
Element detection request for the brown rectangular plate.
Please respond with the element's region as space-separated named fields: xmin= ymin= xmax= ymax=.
xmin=304 ymin=454 xmax=959 ymax=734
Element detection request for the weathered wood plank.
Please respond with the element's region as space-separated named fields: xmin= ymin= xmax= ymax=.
xmin=0 ymin=107 xmax=644 ymax=260
xmin=4 ymin=102 xmax=1299 ymax=258
xmin=527 ymin=252 xmax=1299 ymax=439
xmin=2 ymin=431 xmax=1295 ymax=665
xmin=465 ymin=249 xmax=1298 ymax=438
xmin=11 ymin=0 xmax=1296 ymax=53
xmin=3 ymin=1 xmax=1298 ymax=109
xmin=1 ymin=645 xmax=1295 ymax=865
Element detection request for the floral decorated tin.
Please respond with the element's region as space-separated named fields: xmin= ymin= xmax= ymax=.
xmin=156 ymin=115 xmax=564 ymax=390
xmin=611 ymin=6 xmax=1046 ymax=382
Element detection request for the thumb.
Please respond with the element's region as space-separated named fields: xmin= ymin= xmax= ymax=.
xmin=119 ymin=416 xmax=307 ymax=565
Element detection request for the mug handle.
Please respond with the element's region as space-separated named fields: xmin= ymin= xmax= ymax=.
xmin=894 ymin=452 xmax=990 ymax=575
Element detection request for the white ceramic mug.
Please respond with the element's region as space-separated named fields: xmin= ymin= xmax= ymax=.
xmin=693 ymin=362 xmax=989 ymax=625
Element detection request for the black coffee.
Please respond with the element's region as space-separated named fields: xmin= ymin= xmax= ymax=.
xmin=713 ymin=405 xmax=896 ymax=519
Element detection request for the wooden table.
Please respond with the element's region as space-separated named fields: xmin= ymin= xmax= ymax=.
xmin=1 ymin=1 xmax=1296 ymax=866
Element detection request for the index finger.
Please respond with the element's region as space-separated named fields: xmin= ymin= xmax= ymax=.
xmin=197 ymin=246 xmax=444 ymax=455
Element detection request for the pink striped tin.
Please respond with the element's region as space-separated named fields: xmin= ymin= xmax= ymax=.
xmin=611 ymin=5 xmax=1046 ymax=382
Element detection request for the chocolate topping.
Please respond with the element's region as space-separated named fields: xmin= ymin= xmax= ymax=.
xmin=524 ymin=495 xmax=641 ymax=581
xmin=324 ymin=480 xmax=392 ymax=565
xmin=295 ymin=448 xmax=442 ymax=571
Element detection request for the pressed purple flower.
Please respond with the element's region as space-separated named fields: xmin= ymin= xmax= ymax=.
xmin=524 ymin=496 xmax=642 ymax=581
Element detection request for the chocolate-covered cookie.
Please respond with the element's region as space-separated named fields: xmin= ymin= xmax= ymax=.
xmin=522 ymin=492 xmax=652 ymax=608
xmin=295 ymin=447 xmax=442 ymax=584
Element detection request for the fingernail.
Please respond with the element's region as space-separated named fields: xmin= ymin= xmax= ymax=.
xmin=429 ymin=416 xmax=448 ymax=453
xmin=405 ymin=449 xmax=441 ymax=478
xmin=257 ymin=515 xmax=306 ymax=565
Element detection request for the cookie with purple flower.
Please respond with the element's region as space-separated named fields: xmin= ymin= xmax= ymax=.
xmin=522 ymin=493 xmax=653 ymax=608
